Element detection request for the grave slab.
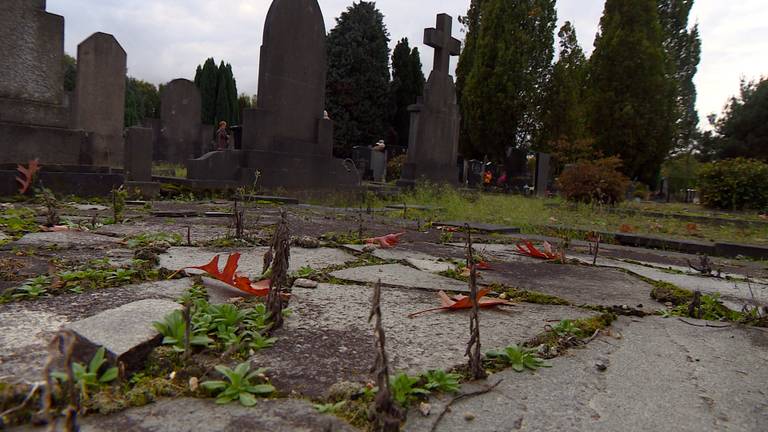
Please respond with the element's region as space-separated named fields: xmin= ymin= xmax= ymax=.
xmin=73 ymin=397 xmax=356 ymax=432
xmin=406 ymin=257 xmax=456 ymax=273
xmin=159 ymin=246 xmax=357 ymax=278
xmin=10 ymin=231 xmax=123 ymax=249
xmin=253 ymin=283 xmax=594 ymax=398
xmin=437 ymin=221 xmax=521 ymax=234
xmin=330 ymin=263 xmax=470 ymax=293
xmin=0 ymin=279 xmax=194 ymax=382
xmin=573 ymin=254 xmax=768 ymax=308
xmin=406 ymin=316 xmax=768 ymax=432
xmin=457 ymin=243 xmax=552 ymax=264
xmin=66 ymin=299 xmax=182 ymax=372
xmin=479 ymin=261 xmax=659 ymax=310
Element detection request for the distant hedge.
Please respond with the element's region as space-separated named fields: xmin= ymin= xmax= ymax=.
xmin=698 ymin=158 xmax=768 ymax=211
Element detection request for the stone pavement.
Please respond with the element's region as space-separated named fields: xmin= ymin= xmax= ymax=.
xmin=1 ymin=204 xmax=766 ymax=431
xmin=405 ymin=316 xmax=768 ymax=432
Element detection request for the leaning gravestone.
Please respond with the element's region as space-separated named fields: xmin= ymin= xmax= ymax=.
xmin=187 ymin=0 xmax=359 ymax=189
xmin=160 ymin=79 xmax=202 ymax=164
xmin=398 ymin=14 xmax=462 ymax=187
xmin=72 ymin=32 xmax=127 ymax=168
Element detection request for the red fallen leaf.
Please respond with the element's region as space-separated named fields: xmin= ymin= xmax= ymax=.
xmin=474 ymin=261 xmax=492 ymax=271
xmin=408 ymin=289 xmax=511 ymax=318
xmin=686 ymin=223 xmax=699 ymax=233
xmin=515 ymin=240 xmax=559 ymax=260
xmin=173 ymin=253 xmax=275 ymax=297
xmin=364 ymin=232 xmax=405 ymax=248
xmin=16 ymin=159 xmax=41 ymax=194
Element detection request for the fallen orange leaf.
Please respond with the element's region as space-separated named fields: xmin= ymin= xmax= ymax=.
xmin=364 ymin=232 xmax=405 ymax=248
xmin=515 ymin=241 xmax=559 ymax=260
xmin=408 ymin=289 xmax=511 ymax=318
xmin=16 ymin=159 xmax=40 ymax=194
xmin=174 ymin=253 xmax=274 ymax=297
xmin=619 ymin=224 xmax=634 ymax=233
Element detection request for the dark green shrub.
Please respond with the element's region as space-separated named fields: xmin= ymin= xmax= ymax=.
xmin=387 ymin=154 xmax=407 ymax=181
xmin=698 ymin=158 xmax=768 ymax=210
xmin=557 ymin=157 xmax=630 ymax=204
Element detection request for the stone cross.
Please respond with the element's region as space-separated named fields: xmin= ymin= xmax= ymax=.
xmin=424 ymin=14 xmax=461 ymax=74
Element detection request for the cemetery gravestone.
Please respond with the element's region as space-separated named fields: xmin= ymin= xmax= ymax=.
xmin=0 ymin=0 xmax=68 ymax=128
xmin=160 ymin=79 xmax=202 ymax=164
xmin=398 ymin=14 xmax=461 ymax=187
xmin=535 ymin=152 xmax=551 ymax=197
xmin=72 ymin=32 xmax=127 ymax=168
xmin=187 ymin=0 xmax=359 ymax=189
xmin=0 ymin=0 xmax=124 ymax=195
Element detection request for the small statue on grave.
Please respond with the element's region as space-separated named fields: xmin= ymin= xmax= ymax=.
xmin=216 ymin=121 xmax=230 ymax=150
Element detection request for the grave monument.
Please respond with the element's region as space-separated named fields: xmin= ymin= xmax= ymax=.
xmin=159 ymin=79 xmax=203 ymax=164
xmin=398 ymin=14 xmax=462 ymax=187
xmin=0 ymin=0 xmax=124 ymax=195
xmin=187 ymin=0 xmax=359 ymax=189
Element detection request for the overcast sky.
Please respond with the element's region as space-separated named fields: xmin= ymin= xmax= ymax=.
xmin=48 ymin=0 xmax=767 ymax=126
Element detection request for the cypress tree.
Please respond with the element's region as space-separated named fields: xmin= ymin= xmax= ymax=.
xmin=215 ymin=61 xmax=232 ymax=126
xmin=589 ymin=0 xmax=676 ymax=185
xmin=326 ymin=1 xmax=391 ymax=157
xmin=63 ymin=54 xmax=77 ymax=92
xmin=195 ymin=58 xmax=220 ymax=125
xmin=456 ymin=0 xmax=489 ymax=156
xmin=657 ymin=0 xmax=701 ymax=152
xmin=460 ymin=0 xmax=557 ymax=160
xmin=538 ymin=21 xmax=589 ymax=151
xmin=390 ymin=38 xmax=425 ymax=148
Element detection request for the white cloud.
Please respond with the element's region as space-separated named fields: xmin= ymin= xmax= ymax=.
xmin=47 ymin=0 xmax=767 ymax=127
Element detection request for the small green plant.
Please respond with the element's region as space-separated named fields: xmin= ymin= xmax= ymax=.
xmin=390 ymin=372 xmax=430 ymax=407
xmin=551 ymin=319 xmax=580 ymax=337
xmin=486 ymin=344 xmax=551 ymax=373
xmin=111 ymin=185 xmax=128 ymax=223
xmin=201 ymin=362 xmax=275 ymax=406
xmin=422 ymin=370 xmax=461 ymax=394
xmin=314 ymin=401 xmax=347 ymax=414
xmin=439 ymin=231 xmax=454 ymax=244
xmin=12 ymin=275 xmax=51 ymax=300
xmin=51 ymin=347 xmax=119 ymax=398
xmin=0 ymin=207 xmax=39 ymax=238
xmin=126 ymin=232 xmax=183 ymax=248
xmin=152 ymin=310 xmax=213 ymax=352
xmin=293 ymin=265 xmax=318 ymax=279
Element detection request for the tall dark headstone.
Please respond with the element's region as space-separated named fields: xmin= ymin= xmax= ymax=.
xmin=398 ymin=14 xmax=461 ymax=187
xmin=187 ymin=0 xmax=358 ymax=189
xmin=0 ymin=0 xmax=69 ymax=128
xmin=160 ymin=79 xmax=202 ymax=164
xmin=72 ymin=32 xmax=127 ymax=168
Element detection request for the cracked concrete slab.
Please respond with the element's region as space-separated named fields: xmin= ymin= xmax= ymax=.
xmin=329 ymin=263 xmax=470 ymax=292
xmin=405 ymin=316 xmax=768 ymax=432
xmin=0 ymin=279 xmax=193 ymax=383
xmin=251 ymin=283 xmax=594 ymax=398
xmin=159 ymin=246 xmax=357 ymax=278
xmin=72 ymin=397 xmax=356 ymax=432
xmin=478 ymin=260 xmax=659 ymax=309
xmin=11 ymin=231 xmax=123 ymax=249
xmin=574 ymin=254 xmax=768 ymax=309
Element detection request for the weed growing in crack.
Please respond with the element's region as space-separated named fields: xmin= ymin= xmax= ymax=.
xmin=314 ymin=401 xmax=347 ymax=414
xmin=486 ymin=344 xmax=551 ymax=373
xmin=200 ymin=362 xmax=274 ymax=406
xmin=51 ymin=347 xmax=119 ymax=399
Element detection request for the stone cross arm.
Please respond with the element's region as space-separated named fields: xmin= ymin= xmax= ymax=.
xmin=424 ymin=13 xmax=461 ymax=74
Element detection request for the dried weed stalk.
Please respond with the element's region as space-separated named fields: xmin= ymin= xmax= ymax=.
xmin=465 ymin=225 xmax=486 ymax=380
xmin=267 ymin=209 xmax=290 ymax=331
xmin=369 ymin=280 xmax=402 ymax=431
